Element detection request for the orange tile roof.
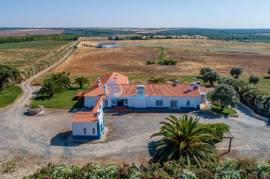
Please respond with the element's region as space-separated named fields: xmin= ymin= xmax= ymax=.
xmin=72 ymin=96 xmax=105 ymax=123
xmin=83 ymin=72 xmax=129 ymax=97
xmin=109 ymin=83 xmax=201 ymax=97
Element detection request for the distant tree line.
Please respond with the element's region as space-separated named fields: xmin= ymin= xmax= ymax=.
xmin=0 ymin=34 xmax=78 ymax=44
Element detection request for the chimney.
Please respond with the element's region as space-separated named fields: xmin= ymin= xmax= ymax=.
xmin=136 ymin=84 xmax=145 ymax=96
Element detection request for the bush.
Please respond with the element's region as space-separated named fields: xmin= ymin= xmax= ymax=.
xmin=215 ymin=158 xmax=241 ymax=179
xmin=148 ymin=76 xmax=166 ymax=83
xmin=25 ymin=159 xmax=270 ymax=179
xmin=0 ymin=64 xmax=21 ymax=90
xmin=257 ymin=161 xmax=270 ymax=179
xmin=146 ymin=60 xmax=155 ymax=65
xmin=157 ymin=58 xmax=177 ymax=65
xmin=203 ymin=123 xmax=230 ymax=142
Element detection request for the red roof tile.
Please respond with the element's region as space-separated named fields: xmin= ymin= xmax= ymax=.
xmin=109 ymin=83 xmax=201 ymax=97
xmin=83 ymin=72 xmax=129 ymax=97
xmin=72 ymin=96 xmax=104 ymax=123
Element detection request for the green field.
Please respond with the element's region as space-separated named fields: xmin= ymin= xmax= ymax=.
xmin=0 ymin=86 xmax=22 ymax=108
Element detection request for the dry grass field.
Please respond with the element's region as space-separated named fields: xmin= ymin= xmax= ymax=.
xmin=52 ymin=39 xmax=270 ymax=81
xmin=0 ymin=41 xmax=71 ymax=70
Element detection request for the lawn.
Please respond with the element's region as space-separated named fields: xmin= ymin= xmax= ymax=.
xmin=240 ymin=75 xmax=270 ymax=95
xmin=211 ymin=103 xmax=238 ymax=117
xmin=0 ymin=86 xmax=22 ymax=108
xmin=31 ymin=88 xmax=81 ymax=109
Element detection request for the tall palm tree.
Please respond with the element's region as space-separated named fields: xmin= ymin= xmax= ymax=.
xmin=151 ymin=115 xmax=217 ymax=167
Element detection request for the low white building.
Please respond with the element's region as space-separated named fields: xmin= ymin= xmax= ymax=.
xmin=72 ymin=72 xmax=205 ymax=139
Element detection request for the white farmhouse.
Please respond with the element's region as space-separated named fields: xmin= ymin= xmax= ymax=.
xmin=72 ymin=72 xmax=206 ymax=139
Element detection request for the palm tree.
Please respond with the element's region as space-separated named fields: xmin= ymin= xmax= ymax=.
xmin=38 ymin=78 xmax=56 ymax=98
xmin=49 ymin=72 xmax=71 ymax=91
xmin=151 ymin=115 xmax=217 ymax=167
xmin=74 ymin=76 xmax=89 ymax=89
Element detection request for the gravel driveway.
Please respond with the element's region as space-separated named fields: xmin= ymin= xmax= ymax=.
xmin=0 ymin=105 xmax=269 ymax=163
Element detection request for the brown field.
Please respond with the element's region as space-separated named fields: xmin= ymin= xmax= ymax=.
xmin=52 ymin=39 xmax=270 ymax=83
xmin=0 ymin=28 xmax=63 ymax=36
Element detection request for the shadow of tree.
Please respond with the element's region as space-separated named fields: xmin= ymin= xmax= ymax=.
xmin=192 ymin=110 xmax=222 ymax=120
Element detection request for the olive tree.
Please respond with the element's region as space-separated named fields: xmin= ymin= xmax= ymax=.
xmin=249 ymin=75 xmax=260 ymax=85
xmin=211 ymin=84 xmax=239 ymax=110
xmin=202 ymin=71 xmax=219 ymax=87
xmin=230 ymin=67 xmax=242 ymax=79
xmin=200 ymin=67 xmax=213 ymax=76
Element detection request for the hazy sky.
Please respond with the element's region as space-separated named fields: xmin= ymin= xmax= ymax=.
xmin=1 ymin=0 xmax=270 ymax=28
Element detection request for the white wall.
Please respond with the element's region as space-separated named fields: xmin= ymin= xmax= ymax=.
xmin=72 ymin=121 xmax=98 ymax=136
xmin=84 ymin=96 xmax=99 ymax=108
xmin=105 ymin=96 xmax=201 ymax=108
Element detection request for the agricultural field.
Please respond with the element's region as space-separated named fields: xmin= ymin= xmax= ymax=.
xmin=49 ymin=39 xmax=270 ymax=94
xmin=0 ymin=40 xmax=71 ymax=70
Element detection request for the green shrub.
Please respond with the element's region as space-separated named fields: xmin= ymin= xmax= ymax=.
xmin=25 ymin=159 xmax=270 ymax=179
xmin=215 ymin=158 xmax=241 ymax=179
xmin=203 ymin=123 xmax=230 ymax=142
xmin=237 ymin=159 xmax=257 ymax=178
xmin=148 ymin=76 xmax=166 ymax=83
xmin=146 ymin=60 xmax=155 ymax=65
xmin=257 ymin=161 xmax=270 ymax=179
xmin=80 ymin=163 xmax=119 ymax=179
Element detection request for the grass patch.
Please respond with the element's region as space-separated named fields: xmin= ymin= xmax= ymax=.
xmin=0 ymin=86 xmax=22 ymax=108
xmin=240 ymin=75 xmax=270 ymax=95
xmin=211 ymin=103 xmax=237 ymax=117
xmin=31 ymin=88 xmax=79 ymax=109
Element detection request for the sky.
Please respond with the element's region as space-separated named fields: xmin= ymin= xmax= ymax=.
xmin=1 ymin=0 xmax=270 ymax=28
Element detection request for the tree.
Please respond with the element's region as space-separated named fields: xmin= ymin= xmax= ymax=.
xmin=202 ymin=71 xmax=219 ymax=87
xmin=200 ymin=67 xmax=213 ymax=76
xmin=211 ymin=84 xmax=239 ymax=110
xmin=74 ymin=76 xmax=89 ymax=89
xmin=230 ymin=67 xmax=242 ymax=79
xmin=49 ymin=72 xmax=71 ymax=91
xmin=38 ymin=78 xmax=56 ymax=98
xmin=151 ymin=115 xmax=217 ymax=167
xmin=0 ymin=64 xmax=20 ymax=89
xmin=249 ymin=75 xmax=260 ymax=85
